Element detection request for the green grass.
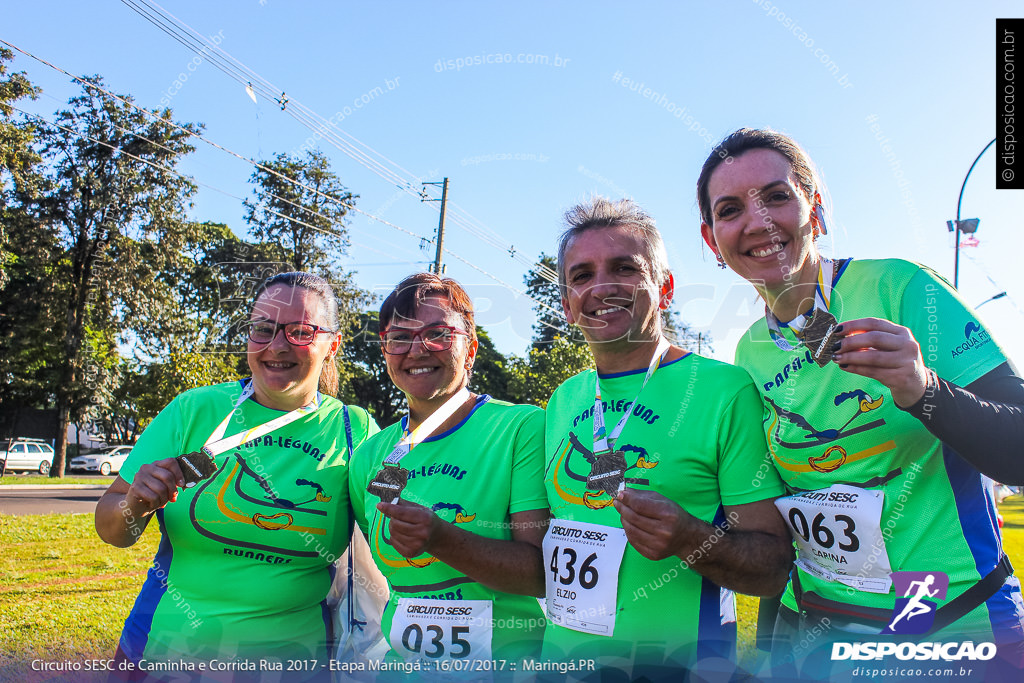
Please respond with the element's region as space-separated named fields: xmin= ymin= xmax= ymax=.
xmin=0 ymin=474 xmax=113 ymax=485
xmin=0 ymin=513 xmax=159 ymax=682
xmin=1 ymin=496 xmax=1022 ymax=680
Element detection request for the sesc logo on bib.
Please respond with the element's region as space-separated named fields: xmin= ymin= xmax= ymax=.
xmin=881 ymin=571 xmax=949 ymax=634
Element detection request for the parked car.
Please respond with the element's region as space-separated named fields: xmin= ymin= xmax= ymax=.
xmin=0 ymin=438 xmax=55 ymax=475
xmin=69 ymin=445 xmax=134 ymax=475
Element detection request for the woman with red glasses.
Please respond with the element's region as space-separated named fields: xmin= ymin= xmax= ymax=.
xmin=349 ymin=272 xmax=549 ymax=667
xmin=96 ymin=271 xmax=378 ymax=678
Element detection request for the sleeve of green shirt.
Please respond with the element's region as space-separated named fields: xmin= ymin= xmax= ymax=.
xmin=899 ymin=266 xmax=1008 ymax=387
xmin=508 ymin=407 xmax=549 ymax=514
xmin=715 ymin=380 xmax=786 ymax=505
xmin=347 ymin=406 xmax=380 ymax=459
xmin=348 ymin=439 xmax=375 ymax=537
xmin=342 ymin=406 xmax=379 ymax=536
xmin=117 ymin=394 xmax=185 ymax=485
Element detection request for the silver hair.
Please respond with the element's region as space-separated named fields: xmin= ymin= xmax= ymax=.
xmin=557 ymin=196 xmax=670 ymax=293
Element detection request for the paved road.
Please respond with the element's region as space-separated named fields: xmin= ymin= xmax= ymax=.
xmin=0 ymin=486 xmax=106 ymax=515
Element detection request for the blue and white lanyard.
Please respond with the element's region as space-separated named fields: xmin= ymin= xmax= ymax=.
xmin=201 ymin=380 xmax=321 ymax=457
xmin=383 ymin=387 xmax=471 ymax=466
xmin=592 ymin=337 xmax=670 ymax=454
xmin=765 ymin=257 xmax=835 ymax=352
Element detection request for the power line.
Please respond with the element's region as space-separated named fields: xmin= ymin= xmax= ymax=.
xmin=9 ymin=101 xmax=572 ymax=334
xmin=1 ymin=37 xmax=570 ymax=333
xmin=114 ymin=0 xmax=561 ymax=285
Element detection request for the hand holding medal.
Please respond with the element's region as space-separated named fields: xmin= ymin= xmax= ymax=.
xmin=800 ymin=308 xmax=842 ymax=367
xmin=588 ymin=338 xmax=670 ymax=503
xmin=830 ymin=317 xmax=930 ymax=407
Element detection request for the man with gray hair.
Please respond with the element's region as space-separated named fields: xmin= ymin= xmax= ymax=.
xmin=540 ymin=196 xmax=792 ymax=678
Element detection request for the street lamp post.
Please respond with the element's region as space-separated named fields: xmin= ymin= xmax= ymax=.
xmin=976 ymin=292 xmax=1008 ymax=309
xmin=951 ymin=138 xmax=996 ymax=289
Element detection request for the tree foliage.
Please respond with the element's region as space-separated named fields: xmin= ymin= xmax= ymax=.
xmin=468 ymin=329 xmax=512 ymax=400
xmin=338 ymin=311 xmax=405 ymax=428
xmin=0 ymin=47 xmax=41 ymax=292
xmin=508 ymin=335 xmax=594 ymax=408
xmin=524 ymin=253 xmax=582 ymax=350
xmin=0 ymin=67 xmax=714 ymax=464
xmin=244 ymin=150 xmax=357 ymax=275
xmin=15 ymin=79 xmax=200 ymax=476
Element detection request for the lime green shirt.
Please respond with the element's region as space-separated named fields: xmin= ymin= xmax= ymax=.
xmin=117 ymin=381 xmax=378 ymax=664
xmin=542 ymin=354 xmax=785 ymax=667
xmin=736 ymin=258 xmax=1017 ymax=636
xmin=349 ymin=395 xmax=548 ymax=660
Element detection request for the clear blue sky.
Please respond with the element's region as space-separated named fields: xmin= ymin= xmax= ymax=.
xmin=7 ymin=1 xmax=1023 ymax=366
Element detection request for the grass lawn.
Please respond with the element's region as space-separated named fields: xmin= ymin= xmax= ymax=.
xmin=0 ymin=513 xmax=160 ymax=682
xmin=1 ymin=496 xmax=1022 ymax=680
xmin=0 ymin=475 xmax=114 ymax=486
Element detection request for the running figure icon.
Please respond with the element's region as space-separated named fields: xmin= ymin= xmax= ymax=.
xmin=887 ymin=574 xmax=940 ymax=631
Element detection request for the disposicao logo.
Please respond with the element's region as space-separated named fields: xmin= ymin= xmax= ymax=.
xmin=881 ymin=571 xmax=948 ymax=635
xmin=832 ymin=570 xmax=997 ymax=664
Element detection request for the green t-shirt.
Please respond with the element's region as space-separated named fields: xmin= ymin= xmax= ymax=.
xmin=735 ymin=258 xmax=1016 ymax=636
xmin=117 ymin=381 xmax=378 ymax=664
xmin=542 ymin=353 xmax=785 ymax=668
xmin=349 ymin=395 xmax=548 ymax=661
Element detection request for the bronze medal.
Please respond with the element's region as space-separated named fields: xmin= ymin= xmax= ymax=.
xmin=587 ymin=450 xmax=628 ymax=496
xmin=176 ymin=451 xmax=218 ymax=488
xmin=801 ymin=308 xmax=841 ymax=367
xmin=367 ymin=465 xmax=409 ymax=503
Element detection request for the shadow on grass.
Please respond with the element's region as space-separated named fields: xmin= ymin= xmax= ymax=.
xmin=1000 ymin=497 xmax=1024 ymax=529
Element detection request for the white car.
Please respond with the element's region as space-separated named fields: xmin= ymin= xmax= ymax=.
xmin=0 ymin=438 xmax=56 ymax=475
xmin=69 ymin=445 xmax=134 ymax=476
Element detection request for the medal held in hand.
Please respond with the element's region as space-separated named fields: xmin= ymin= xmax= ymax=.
xmin=801 ymin=308 xmax=841 ymax=367
xmin=587 ymin=450 xmax=628 ymax=497
xmin=765 ymin=257 xmax=843 ymax=367
xmin=367 ymin=464 xmax=409 ymax=504
xmin=176 ymin=451 xmax=218 ymax=488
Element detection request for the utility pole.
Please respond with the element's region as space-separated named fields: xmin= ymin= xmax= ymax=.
xmin=421 ymin=177 xmax=449 ymax=274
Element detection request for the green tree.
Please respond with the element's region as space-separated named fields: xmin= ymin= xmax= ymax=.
xmin=524 ymin=253 xmax=582 ymax=350
xmin=107 ymin=222 xmax=285 ymax=442
xmin=0 ymin=47 xmax=41 ymax=291
xmin=244 ymin=150 xmax=357 ymax=275
xmin=0 ymin=207 xmax=65 ymax=413
xmin=16 ymin=78 xmax=200 ymax=476
xmin=338 ymin=311 xmax=405 ymax=427
xmin=508 ymin=335 xmax=594 ymax=408
xmin=99 ymin=351 xmax=242 ymax=445
xmin=469 ymin=329 xmax=512 ymax=401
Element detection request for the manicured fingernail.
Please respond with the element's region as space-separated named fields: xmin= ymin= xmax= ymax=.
xmin=839 ymin=364 xmax=849 ymax=369
xmin=830 ymin=341 xmax=842 ymax=353
xmin=835 ymin=325 xmax=844 ymax=333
